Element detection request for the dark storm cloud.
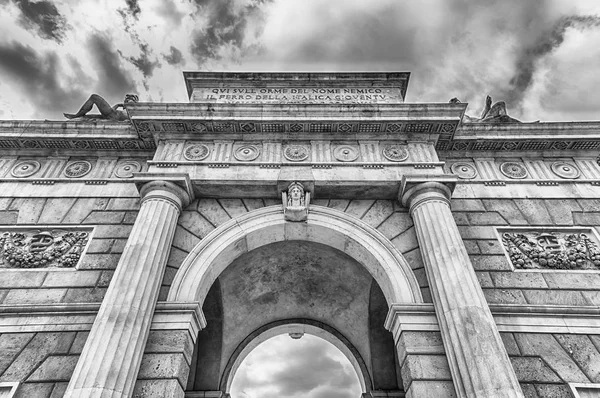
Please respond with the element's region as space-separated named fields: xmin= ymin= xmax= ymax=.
xmin=0 ymin=41 xmax=84 ymax=116
xmin=504 ymin=15 xmax=600 ymax=109
xmin=189 ymin=0 xmax=271 ymax=64
xmin=126 ymin=43 xmax=160 ymax=78
xmin=87 ymin=33 xmax=136 ymax=98
xmin=12 ymin=0 xmax=69 ymax=42
xmin=164 ymin=46 xmax=184 ymax=65
xmin=123 ymin=0 xmax=141 ymax=19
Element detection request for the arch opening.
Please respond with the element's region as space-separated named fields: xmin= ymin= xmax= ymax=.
xmin=227 ymin=320 xmax=366 ymax=397
xmin=168 ymin=206 xmax=422 ymax=306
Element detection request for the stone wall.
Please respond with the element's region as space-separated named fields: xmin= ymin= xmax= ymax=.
xmin=451 ymin=197 xmax=600 ymax=306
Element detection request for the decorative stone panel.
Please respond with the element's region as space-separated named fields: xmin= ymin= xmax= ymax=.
xmin=498 ymin=227 xmax=600 ymax=271
xmin=0 ymin=227 xmax=93 ymax=269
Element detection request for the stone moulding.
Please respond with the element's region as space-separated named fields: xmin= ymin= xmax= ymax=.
xmin=496 ymin=227 xmax=600 ymax=272
xmin=385 ymin=303 xmax=600 ymax=344
xmin=0 ymin=226 xmax=94 ymax=269
xmin=0 ymin=302 xmax=205 ymax=343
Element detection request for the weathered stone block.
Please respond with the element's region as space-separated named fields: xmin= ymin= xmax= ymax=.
xmin=501 ymin=333 xmax=521 ymax=356
xmin=513 ymin=200 xmax=553 ymax=225
xmin=197 ymin=198 xmax=231 ymax=227
xmin=133 ymin=379 xmax=184 ymax=398
xmin=457 ymin=226 xmax=498 ymax=240
xmin=137 ymin=353 xmax=189 ymax=387
xmin=400 ymin=355 xmax=452 ymax=389
xmin=533 ymin=384 xmax=572 ymax=398
xmin=9 ymin=198 xmax=46 ymax=224
xmin=93 ymin=224 xmax=133 ymax=239
xmin=510 ymin=356 xmax=562 ymax=383
xmin=573 ymin=212 xmax=600 ymax=226
xmin=477 ymin=239 xmax=505 ymax=255
xmin=14 ymin=383 xmax=54 ymax=398
xmin=405 ymin=380 xmax=456 ymax=398
xmin=50 ymin=382 xmax=68 ymax=398
xmin=519 ymin=384 xmax=539 ymax=398
xmin=482 ymin=199 xmax=528 ymax=225
xmin=242 ymin=198 xmax=266 ymax=211
xmin=544 ymin=199 xmax=580 ymax=225
xmin=145 ymin=330 xmax=194 ymax=365
xmin=397 ymin=331 xmax=445 ymax=363
xmin=218 ymin=199 xmax=248 ymax=219
xmin=0 ymin=332 xmax=75 ymax=382
xmin=523 ymin=290 xmax=589 ymax=306
xmin=361 ymin=200 xmax=394 ymax=229
xmin=463 ymin=240 xmax=480 ymax=254
xmin=80 ymin=253 xmax=121 ymax=270
xmin=178 ymin=211 xmax=215 ymax=239
xmin=450 ymin=199 xmax=485 ymax=212
xmin=69 ymin=331 xmax=89 ymax=354
xmin=3 ymin=289 xmax=66 ymax=304
xmin=97 ymin=270 xmax=114 ymax=287
xmin=172 ymin=226 xmax=200 ymax=253
xmin=467 ymin=212 xmax=507 ymax=226
xmin=542 ymin=273 xmax=600 ymax=290
xmin=376 ymin=212 xmax=413 ymax=240
xmin=61 ymin=198 xmax=97 ymax=224
xmin=476 ymin=272 xmax=494 ymax=288
xmin=391 ymin=227 xmax=419 ymax=253
xmin=123 ymin=212 xmax=139 ymax=224
xmin=471 ymin=255 xmax=512 ymax=271
xmin=86 ymin=238 xmax=114 ymax=254
xmin=0 ymin=333 xmax=34 ymax=375
xmin=327 ymin=199 xmax=350 ymax=212
xmin=345 ymin=200 xmax=376 ymax=219
xmin=110 ymin=239 xmax=128 ymax=253
xmin=452 ymin=211 xmax=469 ymax=226
xmin=482 ymin=289 xmax=527 ymax=304
xmin=490 ymin=272 xmax=548 ymax=288
xmin=38 ymin=198 xmax=77 ymax=224
xmin=514 ymin=333 xmax=589 ymax=383
xmin=582 ymin=291 xmax=600 ymax=305
xmin=62 ymin=287 xmax=106 ymax=303
xmin=0 ymin=271 xmax=47 ymax=288
xmin=402 ymin=248 xmax=424 ymax=271
xmin=577 ymin=199 xmax=600 ymax=212
xmin=0 ymin=210 xmax=18 ymax=223
xmin=106 ymin=198 xmax=140 ymax=211
xmin=42 ymin=270 xmax=101 ymax=287
xmin=27 ymin=355 xmax=78 ymax=382
xmin=83 ymin=211 xmax=126 ymax=224
xmin=166 ymin=247 xmax=189 ymax=269
xmin=554 ymin=334 xmax=600 ymax=382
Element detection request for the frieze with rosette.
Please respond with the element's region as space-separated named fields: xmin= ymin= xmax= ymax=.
xmin=284 ymin=145 xmax=309 ymax=162
xmin=234 ymin=145 xmax=261 ymax=161
xmin=499 ymin=162 xmax=528 ymax=179
xmin=11 ymin=160 xmax=41 ymax=178
xmin=551 ymin=162 xmax=581 ymax=179
xmin=382 ymin=145 xmax=408 ymax=162
xmin=64 ymin=161 xmax=92 ymax=178
xmin=114 ymin=160 xmax=142 ymax=178
xmin=450 ymin=162 xmax=478 ymax=179
xmin=183 ymin=144 xmax=211 ymax=161
xmin=333 ymin=145 xmax=359 ymax=162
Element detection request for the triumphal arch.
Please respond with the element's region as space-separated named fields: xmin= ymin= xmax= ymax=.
xmin=1 ymin=72 xmax=600 ymax=398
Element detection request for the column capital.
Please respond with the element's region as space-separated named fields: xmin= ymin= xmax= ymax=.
xmin=399 ymin=175 xmax=456 ymax=213
xmin=134 ymin=173 xmax=194 ymax=210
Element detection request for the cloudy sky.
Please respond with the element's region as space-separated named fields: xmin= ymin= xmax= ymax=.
xmin=0 ymin=0 xmax=600 ymax=121
xmin=230 ymin=334 xmax=361 ymax=398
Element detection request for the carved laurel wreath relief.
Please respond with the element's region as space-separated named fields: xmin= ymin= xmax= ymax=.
xmin=0 ymin=228 xmax=92 ymax=269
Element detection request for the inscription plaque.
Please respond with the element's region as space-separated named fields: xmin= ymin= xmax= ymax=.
xmin=192 ymin=86 xmax=404 ymax=104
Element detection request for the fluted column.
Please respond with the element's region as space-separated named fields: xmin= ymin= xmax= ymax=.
xmin=65 ymin=181 xmax=191 ymax=398
xmin=401 ymin=182 xmax=522 ymax=398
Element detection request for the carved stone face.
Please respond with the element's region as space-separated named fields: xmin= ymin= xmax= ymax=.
xmin=290 ymin=186 xmax=302 ymax=201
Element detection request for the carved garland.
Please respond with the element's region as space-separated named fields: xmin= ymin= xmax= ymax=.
xmin=502 ymin=231 xmax=600 ymax=270
xmin=0 ymin=229 xmax=90 ymax=269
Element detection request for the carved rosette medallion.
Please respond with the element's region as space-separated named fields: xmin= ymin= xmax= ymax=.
xmin=115 ymin=161 xmax=142 ymax=178
xmin=284 ymin=145 xmax=309 ymax=162
xmin=64 ymin=161 xmax=92 ymax=178
xmin=551 ymin=162 xmax=580 ymax=179
xmin=382 ymin=145 xmax=408 ymax=162
xmin=0 ymin=229 xmax=90 ymax=268
xmin=333 ymin=145 xmax=359 ymax=162
xmin=11 ymin=161 xmax=41 ymax=178
xmin=499 ymin=162 xmax=528 ymax=179
xmin=234 ymin=145 xmax=260 ymax=161
xmin=183 ymin=144 xmax=210 ymax=161
xmin=501 ymin=229 xmax=600 ymax=270
xmin=450 ymin=162 xmax=478 ymax=179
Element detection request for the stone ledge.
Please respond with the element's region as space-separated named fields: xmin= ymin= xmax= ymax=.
xmin=385 ymin=304 xmax=600 ymax=344
xmin=0 ymin=302 xmax=205 ymax=343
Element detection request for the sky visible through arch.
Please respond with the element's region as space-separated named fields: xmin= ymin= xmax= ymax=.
xmin=230 ymin=334 xmax=362 ymax=398
xmin=0 ymin=1 xmax=600 ymax=121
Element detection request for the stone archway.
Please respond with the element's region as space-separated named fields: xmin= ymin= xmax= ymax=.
xmin=222 ymin=319 xmax=371 ymax=394
xmin=168 ymin=205 xmax=422 ymax=306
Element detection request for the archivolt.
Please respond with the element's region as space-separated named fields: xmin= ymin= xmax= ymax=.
xmin=168 ymin=205 xmax=422 ymax=305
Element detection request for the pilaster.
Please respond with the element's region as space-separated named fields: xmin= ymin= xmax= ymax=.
xmin=64 ymin=178 xmax=193 ymax=398
xmin=398 ymin=176 xmax=523 ymax=398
